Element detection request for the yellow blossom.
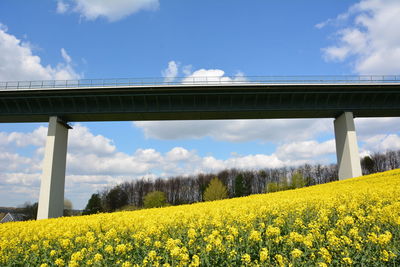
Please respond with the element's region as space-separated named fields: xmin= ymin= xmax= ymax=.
xmin=291 ymin=248 xmax=302 ymax=259
xmin=259 ymin=248 xmax=269 ymax=262
xmin=105 ymin=245 xmax=113 ymax=254
xmin=342 ymin=257 xmax=353 ymax=265
xmin=122 ymin=261 xmax=132 ymax=267
xmin=241 ymin=254 xmax=251 ymax=264
xmin=93 ymin=253 xmax=103 ymax=262
xmin=249 ymin=230 xmax=261 ymax=242
xmin=54 ymin=258 xmax=65 ymax=266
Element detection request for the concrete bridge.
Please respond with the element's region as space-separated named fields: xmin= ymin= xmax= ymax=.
xmin=1 ymin=75 xmax=400 ymax=219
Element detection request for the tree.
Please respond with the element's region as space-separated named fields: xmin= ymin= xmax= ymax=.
xmin=234 ymin=174 xmax=245 ymax=197
xmin=105 ymin=186 xmax=128 ymax=212
xmin=290 ymin=172 xmax=306 ymax=189
xmin=143 ymin=191 xmax=167 ymax=209
xmin=83 ymin=193 xmax=103 ymax=215
xmin=203 ymin=177 xmax=228 ymax=201
xmin=265 ymin=182 xmax=279 ymax=193
xmin=278 ymin=176 xmax=289 ymax=191
xmin=361 ymin=155 xmax=375 ymax=174
xmin=20 ymin=202 xmax=38 ymax=220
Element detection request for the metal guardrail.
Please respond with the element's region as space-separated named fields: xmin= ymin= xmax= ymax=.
xmin=0 ymin=75 xmax=400 ymax=90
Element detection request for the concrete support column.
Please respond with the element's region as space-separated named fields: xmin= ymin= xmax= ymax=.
xmin=37 ymin=117 xmax=71 ymax=220
xmin=334 ymin=112 xmax=362 ymax=180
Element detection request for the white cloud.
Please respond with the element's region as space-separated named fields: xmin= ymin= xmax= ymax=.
xmin=182 ymin=69 xmax=246 ymax=84
xmin=0 ymin=25 xmax=80 ymax=81
xmin=61 ymin=48 xmax=72 ymax=64
xmin=320 ymin=0 xmax=400 ymax=74
xmin=2 ymin=116 xmax=399 ymax=209
xmin=0 ymin=173 xmax=40 ymax=187
xmin=165 ymin=147 xmax=195 ymax=162
xmin=276 ymin=140 xmax=336 ymax=161
xmin=0 ymin=153 xmax=36 ymax=173
xmin=0 ymin=124 xmax=334 ymax=209
xmin=353 ymin=117 xmax=400 ymax=156
xmin=355 ymin=117 xmax=400 ymax=138
xmin=135 ymin=119 xmax=332 ymax=143
xmin=3 ymin=127 xmax=47 ymax=147
xmin=56 ymin=1 xmax=69 ymax=14
xmin=162 ymin=61 xmax=179 ymax=82
xmin=160 ymin=61 xmax=247 ymax=85
xmin=201 ymin=154 xmax=285 ymax=171
xmin=182 ymin=65 xmax=193 ymax=76
xmin=59 ymin=0 xmax=159 ymax=22
xmin=69 ymin=125 xmax=116 ymax=155
xmin=360 ymin=134 xmax=400 ymax=153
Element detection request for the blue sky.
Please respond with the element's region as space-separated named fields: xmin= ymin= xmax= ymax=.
xmin=1 ymin=0 xmax=400 ymax=209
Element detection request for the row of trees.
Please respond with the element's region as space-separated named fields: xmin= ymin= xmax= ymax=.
xmin=84 ymin=163 xmax=339 ymax=214
xmin=19 ymin=199 xmax=75 ymax=220
xmin=361 ymin=150 xmax=400 ymax=174
xmin=83 ymin=150 xmax=400 ymax=214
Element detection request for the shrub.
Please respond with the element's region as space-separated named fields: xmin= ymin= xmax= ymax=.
xmin=143 ymin=191 xmax=167 ymax=208
xmin=203 ymin=177 xmax=228 ymax=201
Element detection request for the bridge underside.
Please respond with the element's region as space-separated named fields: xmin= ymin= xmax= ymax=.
xmin=1 ymin=84 xmax=400 ymax=122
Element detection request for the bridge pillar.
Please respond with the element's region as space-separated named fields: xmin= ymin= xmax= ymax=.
xmin=37 ymin=116 xmax=71 ymax=220
xmin=334 ymin=112 xmax=362 ymax=180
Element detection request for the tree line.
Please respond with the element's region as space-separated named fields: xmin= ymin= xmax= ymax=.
xmin=83 ymin=149 xmax=400 ymax=214
xmin=16 ymin=149 xmax=400 ymax=219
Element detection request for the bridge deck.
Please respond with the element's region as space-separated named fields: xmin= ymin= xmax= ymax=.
xmin=1 ymin=77 xmax=400 ymax=122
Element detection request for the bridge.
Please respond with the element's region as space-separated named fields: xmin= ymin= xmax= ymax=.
xmin=1 ymin=75 xmax=400 ymax=219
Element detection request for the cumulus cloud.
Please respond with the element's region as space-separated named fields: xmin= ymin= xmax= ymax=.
xmin=355 ymin=117 xmax=400 ymax=138
xmin=0 ymin=126 xmax=47 ymax=147
xmin=162 ymin=61 xmax=179 ymax=82
xmin=56 ymin=1 xmax=69 ymax=14
xmin=276 ymin=140 xmax=336 ymax=161
xmin=160 ymin=60 xmax=246 ymax=85
xmin=2 ymin=116 xmax=399 ymax=209
xmin=320 ymin=0 xmax=400 ymax=74
xmin=68 ymin=125 xmax=116 ymax=155
xmin=56 ymin=0 xmax=159 ymax=22
xmin=182 ymin=69 xmax=246 ymax=84
xmin=200 ymin=154 xmax=285 ymax=172
xmin=135 ymin=119 xmax=332 ymax=142
xmin=0 ymin=25 xmax=80 ymax=81
xmin=352 ymin=117 xmax=400 ymax=156
xmin=0 ymin=124 xmax=335 ymax=208
xmin=360 ymin=134 xmax=400 ymax=154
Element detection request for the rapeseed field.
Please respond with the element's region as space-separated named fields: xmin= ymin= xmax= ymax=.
xmin=1 ymin=169 xmax=399 ymax=266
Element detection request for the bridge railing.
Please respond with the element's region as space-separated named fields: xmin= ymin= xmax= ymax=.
xmin=1 ymin=75 xmax=400 ymax=90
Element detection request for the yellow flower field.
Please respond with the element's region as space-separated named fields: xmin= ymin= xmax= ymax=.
xmin=1 ymin=169 xmax=400 ymax=266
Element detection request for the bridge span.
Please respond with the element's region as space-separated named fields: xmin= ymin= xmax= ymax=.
xmin=1 ymin=75 xmax=400 ymax=219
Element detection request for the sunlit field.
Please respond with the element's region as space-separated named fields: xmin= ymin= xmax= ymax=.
xmin=1 ymin=170 xmax=400 ymax=266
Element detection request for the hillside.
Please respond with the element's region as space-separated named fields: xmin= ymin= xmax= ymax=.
xmin=1 ymin=170 xmax=399 ymax=266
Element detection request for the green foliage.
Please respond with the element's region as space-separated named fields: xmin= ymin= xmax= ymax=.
xmin=83 ymin=193 xmax=103 ymax=215
xmin=265 ymin=182 xmax=279 ymax=193
xmin=203 ymin=177 xmax=228 ymax=201
xmin=143 ymin=191 xmax=167 ymax=209
xmin=234 ymin=174 xmax=244 ymax=197
xmin=279 ymin=176 xmax=289 ymax=191
xmin=235 ymin=174 xmax=251 ymax=197
xmin=290 ymin=172 xmax=306 ymax=189
xmin=362 ymin=155 xmax=375 ymax=174
xmin=105 ymin=187 xmax=128 ymax=212
xmin=20 ymin=202 xmax=38 ymax=220
xmin=266 ymin=173 xmax=306 ymax=193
